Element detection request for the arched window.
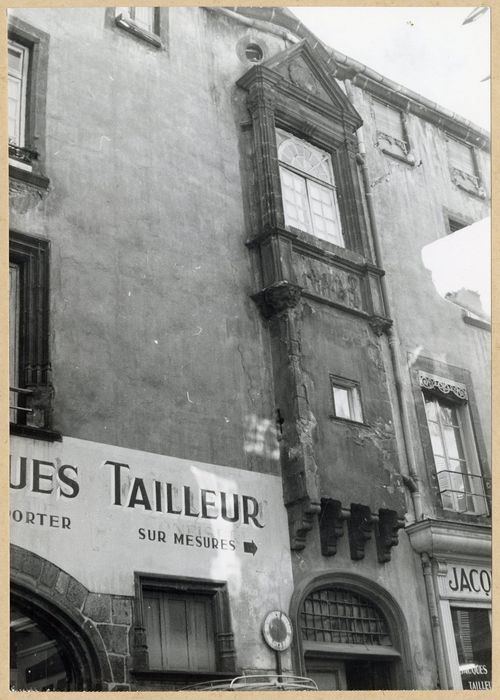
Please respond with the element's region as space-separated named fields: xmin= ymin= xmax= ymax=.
xmin=295 ymin=580 xmax=412 ymax=690
xmin=301 ymin=587 xmax=392 ymax=647
xmin=10 ymin=603 xmax=75 ymax=691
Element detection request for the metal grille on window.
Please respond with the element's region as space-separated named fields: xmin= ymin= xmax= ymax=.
xmin=300 ymin=588 xmax=392 ymax=646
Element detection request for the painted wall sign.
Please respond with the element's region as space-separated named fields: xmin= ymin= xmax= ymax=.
xmin=438 ymin=563 xmax=491 ymax=601
xmin=9 ymin=436 xmax=294 ymax=611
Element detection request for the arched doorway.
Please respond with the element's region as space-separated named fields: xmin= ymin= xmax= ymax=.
xmin=293 ymin=575 xmax=414 ymax=690
xmin=10 ymin=584 xmax=104 ymax=691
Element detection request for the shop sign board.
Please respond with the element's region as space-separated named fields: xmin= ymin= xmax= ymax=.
xmin=438 ymin=563 xmax=491 ymax=601
xmin=9 ymin=436 xmax=294 ymax=609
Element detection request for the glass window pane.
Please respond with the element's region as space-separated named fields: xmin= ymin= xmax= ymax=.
xmin=10 ymin=604 xmax=72 ymax=691
xmin=277 ymin=129 xmax=334 ymax=184
xmin=444 ymin=426 xmax=465 ymax=460
xmin=280 ymin=167 xmax=312 ymax=232
xmin=451 ymin=608 xmax=491 ymax=690
xmin=333 ymin=386 xmax=350 ymax=419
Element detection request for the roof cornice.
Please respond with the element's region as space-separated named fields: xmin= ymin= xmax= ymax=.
xmin=219 ymin=7 xmax=489 ymax=149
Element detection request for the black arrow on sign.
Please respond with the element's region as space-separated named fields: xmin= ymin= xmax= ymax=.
xmin=243 ymin=540 xmax=258 ymax=556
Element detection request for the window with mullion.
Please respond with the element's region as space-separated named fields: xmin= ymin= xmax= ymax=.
xmin=277 ymin=129 xmax=343 ymax=247
xmin=423 ymin=395 xmax=485 ymax=514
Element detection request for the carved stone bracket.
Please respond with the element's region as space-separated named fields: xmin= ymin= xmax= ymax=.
xmin=348 ymin=503 xmax=374 ymax=561
xmin=375 ymin=509 xmax=405 ymax=563
xmin=288 ymin=498 xmax=321 ymax=551
xmin=369 ymin=315 xmax=393 ymax=336
xmin=319 ymin=498 xmax=348 ymax=556
xmin=252 ymin=281 xmax=302 ymax=319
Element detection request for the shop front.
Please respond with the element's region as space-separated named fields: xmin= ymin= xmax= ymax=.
xmin=407 ymin=519 xmax=491 ymax=690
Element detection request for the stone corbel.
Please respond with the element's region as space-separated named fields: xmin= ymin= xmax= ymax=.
xmin=288 ymin=498 xmax=321 ymax=551
xmin=374 ymin=509 xmax=405 ymax=563
xmin=319 ymin=498 xmax=349 ymax=556
xmin=252 ymin=281 xmax=302 ymax=319
xmin=369 ymin=315 xmax=393 ymax=337
xmin=347 ymin=503 xmax=373 ymax=560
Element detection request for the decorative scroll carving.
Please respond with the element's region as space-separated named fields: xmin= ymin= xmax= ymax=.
xmin=348 ymin=504 xmax=373 ymax=561
xmin=287 ymin=59 xmax=321 ymax=96
xmin=450 ymin=167 xmax=486 ymax=198
xmin=319 ymin=499 xmax=347 ymax=556
xmin=376 ymin=131 xmax=409 ymax=157
xmin=369 ymin=315 xmax=393 ymax=336
xmin=252 ymin=281 xmax=302 ymax=319
xmin=418 ymin=371 xmax=468 ymax=402
xmin=375 ymin=509 xmax=405 ymax=563
xmin=295 ymin=255 xmax=363 ymax=311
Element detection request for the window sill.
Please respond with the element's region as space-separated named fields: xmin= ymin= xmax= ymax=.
xmin=463 ymin=314 xmax=491 ymax=331
xmin=115 ymin=14 xmax=162 ymax=48
xmin=130 ymin=669 xmax=233 ymax=682
xmin=10 ymin=423 xmax=62 ymax=442
xmin=378 ymin=146 xmax=416 ymax=166
xmin=328 ymin=415 xmax=369 ymax=428
xmin=9 ymin=163 xmax=50 ymax=190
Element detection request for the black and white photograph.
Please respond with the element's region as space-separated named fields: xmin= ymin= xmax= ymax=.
xmin=7 ymin=4 xmax=491 ymax=693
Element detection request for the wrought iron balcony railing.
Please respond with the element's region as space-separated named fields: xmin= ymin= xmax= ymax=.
xmin=437 ymin=468 xmax=490 ymax=515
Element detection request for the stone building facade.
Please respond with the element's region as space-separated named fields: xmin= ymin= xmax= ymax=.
xmin=8 ymin=7 xmax=490 ymax=691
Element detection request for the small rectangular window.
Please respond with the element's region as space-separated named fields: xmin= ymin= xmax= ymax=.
xmin=144 ymin=589 xmax=216 ymax=671
xmin=372 ymin=99 xmax=410 ymax=161
xmin=276 ymin=129 xmax=344 ymax=247
xmin=330 ymin=375 xmax=363 ymax=423
xmin=115 ymin=7 xmax=161 ymax=46
xmin=447 ymin=136 xmax=484 ymax=197
xmin=135 ymin=575 xmax=236 ymax=679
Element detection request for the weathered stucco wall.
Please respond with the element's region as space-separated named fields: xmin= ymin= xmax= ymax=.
xmin=9 ymin=7 xmax=290 ymax=475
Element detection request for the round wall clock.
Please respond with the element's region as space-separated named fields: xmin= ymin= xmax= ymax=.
xmin=262 ymin=610 xmax=293 ymax=652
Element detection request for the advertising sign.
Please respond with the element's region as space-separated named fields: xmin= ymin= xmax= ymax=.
xmin=9 ymin=435 xmax=294 ymax=613
xmin=438 ymin=563 xmax=492 ymax=601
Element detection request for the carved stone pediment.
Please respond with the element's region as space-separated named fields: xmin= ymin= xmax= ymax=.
xmin=237 ymin=40 xmax=362 ymax=130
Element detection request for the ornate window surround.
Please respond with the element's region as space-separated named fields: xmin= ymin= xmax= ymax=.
xmin=237 ymin=40 xmax=370 ymax=260
xmin=371 ymin=97 xmax=415 ymax=166
xmin=410 ymin=358 xmax=490 ymax=522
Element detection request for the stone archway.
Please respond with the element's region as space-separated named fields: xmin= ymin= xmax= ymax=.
xmin=10 ymin=545 xmax=112 ymax=690
xmin=289 ymin=572 xmax=415 ymax=690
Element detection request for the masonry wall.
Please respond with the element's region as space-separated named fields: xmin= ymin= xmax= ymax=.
xmin=9 ymin=6 xmax=290 ymax=476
